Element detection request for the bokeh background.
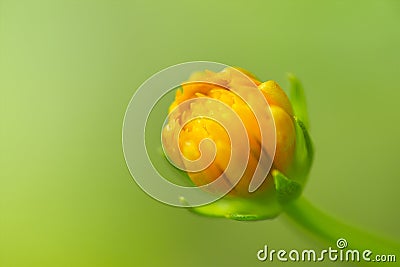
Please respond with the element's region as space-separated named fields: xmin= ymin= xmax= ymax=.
xmin=1 ymin=0 xmax=399 ymax=266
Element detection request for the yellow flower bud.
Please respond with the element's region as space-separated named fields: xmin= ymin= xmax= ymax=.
xmin=163 ymin=67 xmax=296 ymax=197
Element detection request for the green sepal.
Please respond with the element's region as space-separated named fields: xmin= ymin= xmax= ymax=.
xmin=288 ymin=74 xmax=310 ymax=129
xmin=288 ymin=117 xmax=314 ymax=184
xmin=184 ymin=187 xmax=282 ymax=221
xmin=273 ymin=170 xmax=302 ymax=204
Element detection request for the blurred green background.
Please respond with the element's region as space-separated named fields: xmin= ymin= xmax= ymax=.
xmin=1 ymin=0 xmax=399 ymax=266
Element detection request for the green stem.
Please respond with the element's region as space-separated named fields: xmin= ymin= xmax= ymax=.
xmin=284 ymin=197 xmax=399 ymax=263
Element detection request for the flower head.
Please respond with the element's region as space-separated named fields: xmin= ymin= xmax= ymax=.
xmin=162 ymin=67 xmax=313 ymax=220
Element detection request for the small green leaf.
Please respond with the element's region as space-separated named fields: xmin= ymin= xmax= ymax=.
xmin=288 ymin=74 xmax=310 ymax=129
xmin=273 ymin=170 xmax=302 ymax=204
